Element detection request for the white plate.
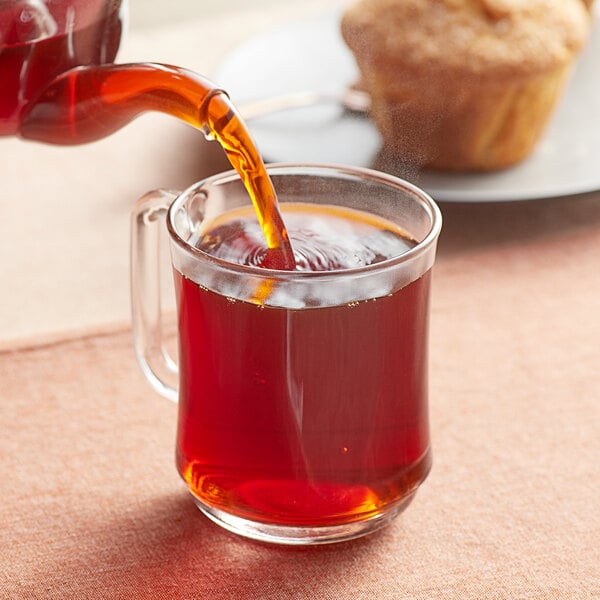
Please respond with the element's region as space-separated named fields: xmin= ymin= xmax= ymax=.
xmin=215 ymin=12 xmax=600 ymax=202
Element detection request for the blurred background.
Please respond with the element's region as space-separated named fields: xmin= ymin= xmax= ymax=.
xmin=128 ymin=0 xmax=280 ymax=29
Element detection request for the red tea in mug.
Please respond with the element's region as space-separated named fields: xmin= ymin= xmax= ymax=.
xmin=174 ymin=204 xmax=432 ymax=527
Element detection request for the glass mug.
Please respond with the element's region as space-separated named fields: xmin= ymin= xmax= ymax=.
xmin=131 ymin=163 xmax=442 ymax=544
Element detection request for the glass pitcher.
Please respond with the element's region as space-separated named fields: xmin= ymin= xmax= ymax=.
xmin=0 ymin=0 xmax=231 ymax=145
xmin=0 ymin=0 xmax=125 ymax=135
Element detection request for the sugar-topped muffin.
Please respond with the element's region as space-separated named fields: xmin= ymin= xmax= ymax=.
xmin=341 ymin=0 xmax=591 ymax=171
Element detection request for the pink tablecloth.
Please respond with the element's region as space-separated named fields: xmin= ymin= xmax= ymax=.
xmin=1 ymin=189 xmax=599 ymax=599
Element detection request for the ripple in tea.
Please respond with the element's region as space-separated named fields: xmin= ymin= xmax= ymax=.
xmin=175 ymin=204 xmax=432 ymax=527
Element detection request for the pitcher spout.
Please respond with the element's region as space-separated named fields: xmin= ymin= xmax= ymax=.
xmin=18 ymin=62 xmax=228 ymax=145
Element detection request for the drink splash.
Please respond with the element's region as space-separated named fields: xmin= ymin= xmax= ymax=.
xmin=18 ymin=62 xmax=296 ymax=270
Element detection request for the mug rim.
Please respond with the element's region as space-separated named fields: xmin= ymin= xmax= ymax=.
xmin=166 ymin=162 xmax=442 ymax=280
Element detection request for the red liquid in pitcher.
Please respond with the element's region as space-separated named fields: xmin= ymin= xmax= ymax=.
xmin=175 ymin=205 xmax=432 ymax=526
xmin=0 ymin=0 xmax=124 ymax=134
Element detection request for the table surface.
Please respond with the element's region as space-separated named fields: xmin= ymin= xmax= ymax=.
xmin=1 ymin=2 xmax=599 ymax=599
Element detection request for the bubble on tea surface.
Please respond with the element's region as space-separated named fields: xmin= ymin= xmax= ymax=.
xmin=195 ymin=205 xmax=415 ymax=272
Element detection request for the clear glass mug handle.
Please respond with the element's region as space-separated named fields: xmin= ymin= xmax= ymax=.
xmin=130 ymin=189 xmax=180 ymax=402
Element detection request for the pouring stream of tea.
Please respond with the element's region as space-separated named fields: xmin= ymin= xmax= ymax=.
xmin=19 ymin=63 xmax=296 ymax=270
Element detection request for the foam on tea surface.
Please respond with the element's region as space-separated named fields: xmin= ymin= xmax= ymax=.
xmin=195 ymin=203 xmax=416 ymax=272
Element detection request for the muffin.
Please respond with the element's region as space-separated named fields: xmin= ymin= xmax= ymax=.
xmin=341 ymin=0 xmax=590 ymax=171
